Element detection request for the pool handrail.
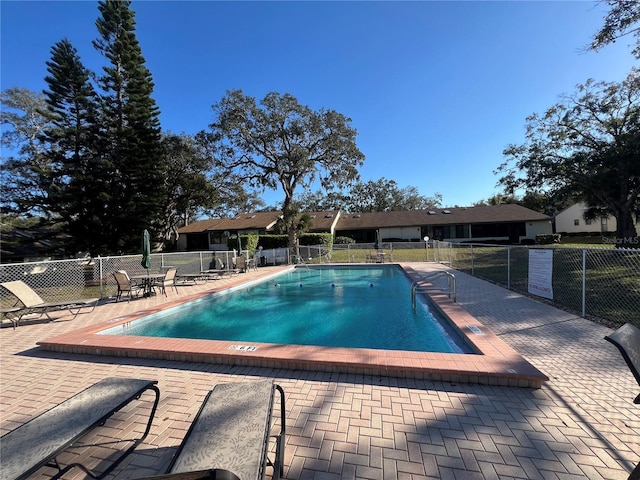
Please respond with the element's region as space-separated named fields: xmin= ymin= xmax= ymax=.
xmin=411 ymin=271 xmax=457 ymax=309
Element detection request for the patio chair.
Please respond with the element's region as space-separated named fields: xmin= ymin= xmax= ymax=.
xmin=0 ymin=280 xmax=98 ymax=325
xmin=165 ymin=380 xmax=285 ymax=480
xmin=113 ymin=271 xmax=144 ymax=303
xmin=157 ymin=268 xmax=178 ymax=297
xmin=365 ymin=250 xmax=383 ymax=263
xmin=234 ymin=256 xmax=247 ymax=273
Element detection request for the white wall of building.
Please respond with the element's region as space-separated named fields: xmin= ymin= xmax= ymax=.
xmin=525 ymin=220 xmax=554 ymax=238
xmin=555 ymin=203 xmax=615 ymax=234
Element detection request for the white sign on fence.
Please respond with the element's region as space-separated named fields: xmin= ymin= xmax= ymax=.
xmin=528 ymin=249 xmax=554 ymax=300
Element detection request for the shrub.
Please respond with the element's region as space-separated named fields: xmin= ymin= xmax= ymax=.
xmin=255 ymin=235 xmax=289 ymax=249
xmin=300 ymin=233 xmax=333 ymax=250
xmin=536 ymin=234 xmax=561 ymax=245
xmin=334 ymin=236 xmax=355 ymax=244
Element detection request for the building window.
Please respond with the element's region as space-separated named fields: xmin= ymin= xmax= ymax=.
xmin=208 ymin=231 xmax=227 ymax=245
xmin=470 ymin=222 xmax=525 ymax=238
xmin=455 ymin=224 xmax=469 ymax=238
xmin=573 ymin=219 xmax=580 ymax=226
xmin=585 ymin=219 xmax=592 ymax=225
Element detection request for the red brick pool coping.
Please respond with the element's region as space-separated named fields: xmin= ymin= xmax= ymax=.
xmin=37 ymin=264 xmax=549 ymax=388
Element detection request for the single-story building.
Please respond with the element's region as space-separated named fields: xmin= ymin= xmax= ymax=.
xmin=176 ymin=211 xmax=341 ymax=251
xmin=0 ymin=229 xmax=69 ymax=263
xmin=334 ymin=204 xmax=552 ymax=243
xmin=176 ymin=204 xmax=552 ymax=251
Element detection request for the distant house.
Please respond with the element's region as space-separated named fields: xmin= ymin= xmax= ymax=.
xmin=554 ymin=202 xmax=634 ymax=235
xmin=176 ymin=205 xmax=552 ymax=251
xmin=0 ymin=229 xmax=69 ymax=264
xmin=335 ymin=204 xmax=552 ymax=243
xmin=176 ymin=211 xmax=341 ymax=251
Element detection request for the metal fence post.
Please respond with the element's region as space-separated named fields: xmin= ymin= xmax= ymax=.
xmin=507 ymin=246 xmax=511 ymax=290
xmin=99 ymin=256 xmax=104 ymax=297
xmin=470 ymin=245 xmax=474 ymax=276
xmin=582 ymin=249 xmax=587 ymax=318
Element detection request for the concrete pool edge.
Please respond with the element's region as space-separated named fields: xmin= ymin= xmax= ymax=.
xmin=37 ymin=264 xmax=549 ymax=388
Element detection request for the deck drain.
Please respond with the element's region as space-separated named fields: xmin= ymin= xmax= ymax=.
xmin=467 ymin=325 xmax=484 ymax=335
xmin=228 ymin=345 xmax=258 ymax=352
xmin=107 ymin=317 xmax=127 ymax=323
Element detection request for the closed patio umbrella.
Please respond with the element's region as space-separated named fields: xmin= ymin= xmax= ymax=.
xmin=141 ymin=229 xmax=152 ymax=270
xmin=141 ymin=230 xmax=152 ymax=295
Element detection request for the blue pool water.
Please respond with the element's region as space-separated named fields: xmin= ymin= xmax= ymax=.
xmin=100 ymin=266 xmax=474 ymax=353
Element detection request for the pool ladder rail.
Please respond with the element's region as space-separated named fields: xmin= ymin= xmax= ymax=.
xmin=411 ymin=271 xmax=457 ymax=310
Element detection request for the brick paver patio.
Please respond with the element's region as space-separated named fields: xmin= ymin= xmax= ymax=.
xmin=1 ymin=263 xmax=638 ymax=479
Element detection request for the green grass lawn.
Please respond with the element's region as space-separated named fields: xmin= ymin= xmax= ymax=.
xmin=555 ymin=235 xmax=616 ymax=248
xmin=448 ymin=245 xmax=639 ymax=328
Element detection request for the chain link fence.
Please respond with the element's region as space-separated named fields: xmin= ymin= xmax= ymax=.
xmin=2 ymin=242 xmax=637 ymax=328
xmin=0 ymin=250 xmax=244 ymax=307
xmin=439 ymin=242 xmax=640 ymax=328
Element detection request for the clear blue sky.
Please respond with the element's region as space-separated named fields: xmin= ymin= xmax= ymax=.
xmin=1 ymin=1 xmax=636 ymax=208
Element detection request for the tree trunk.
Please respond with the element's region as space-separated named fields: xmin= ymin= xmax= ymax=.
xmin=281 ymin=196 xmax=298 ymax=250
xmin=614 ymin=208 xmax=639 ymax=248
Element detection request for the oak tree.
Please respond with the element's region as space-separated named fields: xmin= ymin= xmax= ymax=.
xmin=497 ymin=70 xmax=640 ymax=247
xmin=591 ymin=0 xmax=640 ymax=58
xmin=199 ymin=90 xmax=365 ymax=247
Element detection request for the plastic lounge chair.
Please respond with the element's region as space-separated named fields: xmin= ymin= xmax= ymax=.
xmin=176 ymin=272 xmax=218 ymax=284
xmin=203 ymin=258 xmax=239 ymax=277
xmin=166 ymin=380 xmax=286 ymax=480
xmin=0 ymin=377 xmax=160 ymax=480
xmin=604 ymin=323 xmax=640 ymax=480
xmin=605 ymin=323 xmax=640 ymax=405
xmin=0 ymin=280 xmax=98 ymax=324
xmin=113 ymin=271 xmax=144 ymax=302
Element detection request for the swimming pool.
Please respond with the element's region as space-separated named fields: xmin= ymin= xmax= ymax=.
xmin=100 ymin=265 xmax=474 ymax=354
xmin=39 ymin=264 xmax=549 ymax=386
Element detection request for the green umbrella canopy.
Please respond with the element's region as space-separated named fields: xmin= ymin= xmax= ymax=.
xmin=141 ymin=229 xmax=151 ymax=270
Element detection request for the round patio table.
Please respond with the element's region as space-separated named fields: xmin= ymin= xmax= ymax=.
xmin=129 ymin=273 xmax=166 ymax=297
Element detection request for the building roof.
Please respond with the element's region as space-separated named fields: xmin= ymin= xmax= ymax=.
xmin=0 ymin=229 xmax=69 ymax=263
xmin=336 ymin=204 xmax=551 ymax=230
xmin=177 ymin=211 xmax=341 ymax=234
xmin=178 ymin=211 xmax=281 ymax=234
xmin=304 ymin=211 xmax=341 ymax=232
xmin=177 ymin=205 xmax=550 ymax=235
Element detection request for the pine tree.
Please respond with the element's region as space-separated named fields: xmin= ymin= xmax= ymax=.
xmin=42 ymin=38 xmax=107 ymax=255
xmin=93 ymin=0 xmax=165 ymax=253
